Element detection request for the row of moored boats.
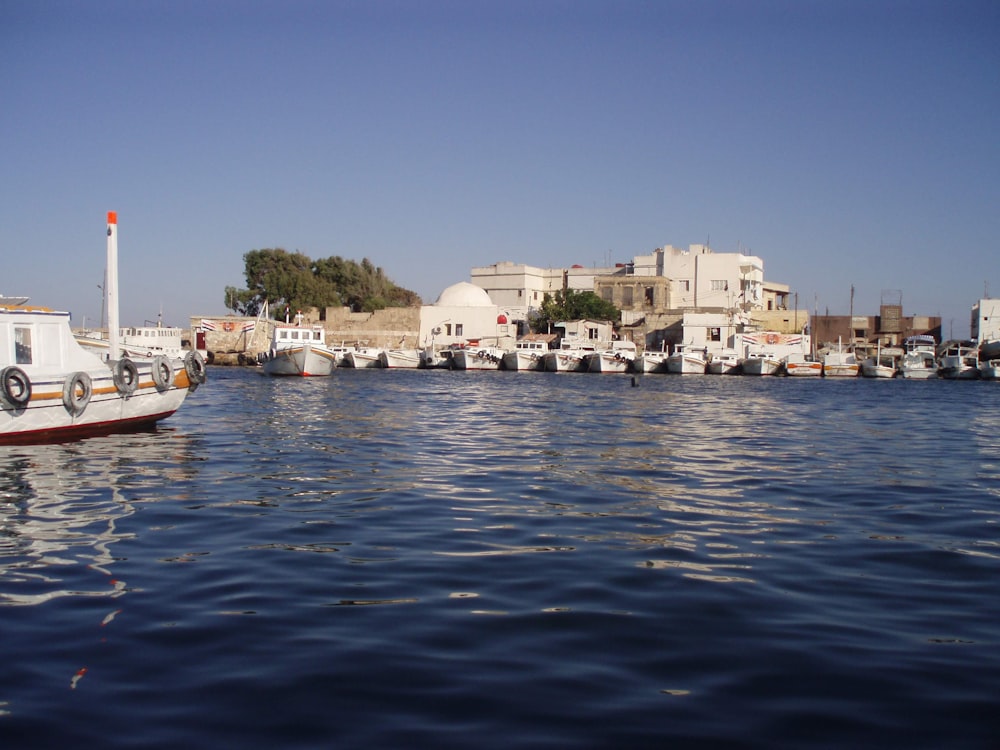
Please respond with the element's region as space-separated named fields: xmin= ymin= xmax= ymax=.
xmin=257 ymin=325 xmax=1000 ymax=380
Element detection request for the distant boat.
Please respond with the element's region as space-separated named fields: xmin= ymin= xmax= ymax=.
xmin=822 ymin=337 xmax=859 ymax=378
xmin=897 ymin=335 xmax=938 ymax=379
xmin=501 ymin=338 xmax=548 ymax=372
xmin=938 ymin=341 xmax=979 ymax=380
xmin=860 ymin=343 xmax=900 ymax=379
xmin=261 ymin=313 xmax=341 ymax=376
xmin=451 ymin=346 xmax=504 ymax=370
xmin=666 ymin=344 xmax=707 ymax=374
xmin=543 ymin=341 xmax=597 ymax=373
xmin=783 ymin=352 xmax=822 ymax=377
xmin=379 ymin=348 xmax=423 ymax=369
xmin=1 ymin=212 xmax=204 ymax=444
xmin=343 ymin=347 xmax=383 ymax=369
xmin=706 ymin=349 xmax=741 ymax=375
xmin=634 ymin=345 xmax=670 ymax=374
xmin=585 ymin=341 xmax=637 ymax=374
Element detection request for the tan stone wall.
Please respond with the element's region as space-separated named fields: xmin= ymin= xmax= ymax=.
xmin=323 ymin=306 xmax=421 ymax=348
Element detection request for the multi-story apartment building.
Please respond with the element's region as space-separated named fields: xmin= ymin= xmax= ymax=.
xmin=471 ymin=245 xmax=786 ymax=325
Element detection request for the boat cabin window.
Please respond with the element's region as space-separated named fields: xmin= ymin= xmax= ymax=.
xmin=14 ymin=326 xmax=32 ymax=364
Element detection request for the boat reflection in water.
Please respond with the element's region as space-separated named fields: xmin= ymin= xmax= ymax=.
xmin=0 ymin=431 xmax=199 ymax=607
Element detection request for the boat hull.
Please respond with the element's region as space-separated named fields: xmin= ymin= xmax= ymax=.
xmin=343 ymin=350 xmax=382 ymax=369
xmin=502 ymin=351 xmax=544 ymax=371
xmin=635 ymin=354 xmax=669 ymax=374
xmin=379 ymin=349 xmax=422 ymax=369
xmin=452 ymin=349 xmax=503 ymax=370
xmin=666 ymin=354 xmax=706 ymax=374
xmin=1 ymin=357 xmax=196 ymax=445
xmin=261 ymin=345 xmax=337 ymax=376
xmin=586 ymin=352 xmax=633 ymax=374
xmin=742 ymin=357 xmax=781 ymax=376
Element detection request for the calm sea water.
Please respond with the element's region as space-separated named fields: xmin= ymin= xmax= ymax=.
xmin=1 ymin=367 xmax=998 ymax=748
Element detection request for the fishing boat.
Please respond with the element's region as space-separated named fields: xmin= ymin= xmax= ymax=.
xmin=77 ymin=319 xmax=186 ymax=360
xmin=1 ymin=212 xmax=205 ymax=445
xmin=706 ymin=349 xmax=741 ymax=375
xmin=822 ymin=337 xmax=859 ymax=378
xmin=260 ymin=312 xmax=340 ymax=376
xmin=585 ymin=341 xmax=637 ymax=374
xmin=897 ymin=335 xmax=938 ymax=379
xmin=501 ymin=338 xmax=548 ymax=372
xmin=938 ymin=341 xmax=979 ymax=380
xmin=542 ymin=342 xmax=597 ymax=372
xmin=666 ymin=344 xmax=707 ymax=374
xmin=979 ymin=357 xmax=1000 ymax=380
xmin=860 ymin=343 xmax=900 ymax=379
xmin=451 ymin=345 xmax=504 ymax=370
xmin=741 ymin=351 xmax=782 ymax=376
xmin=342 ymin=346 xmax=383 ymax=369
xmin=634 ymin=345 xmax=670 ymax=374
xmin=378 ymin=348 xmax=423 ymax=369
xmin=783 ymin=352 xmax=822 ymax=377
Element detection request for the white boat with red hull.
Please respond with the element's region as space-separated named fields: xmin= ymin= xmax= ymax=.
xmin=1 ymin=212 xmax=204 ymax=445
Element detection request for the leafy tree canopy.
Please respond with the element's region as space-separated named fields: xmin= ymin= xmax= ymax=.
xmin=530 ymin=289 xmax=620 ymax=333
xmin=224 ymin=248 xmax=420 ymax=317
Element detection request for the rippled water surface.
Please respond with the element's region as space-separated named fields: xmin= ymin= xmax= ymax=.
xmin=2 ymin=368 xmax=998 ymax=748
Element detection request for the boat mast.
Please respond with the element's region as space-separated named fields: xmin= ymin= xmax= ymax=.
xmin=106 ymin=211 xmax=120 ymax=360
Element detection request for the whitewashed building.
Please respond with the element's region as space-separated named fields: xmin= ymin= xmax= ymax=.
xmin=418 ymin=281 xmax=516 ymax=350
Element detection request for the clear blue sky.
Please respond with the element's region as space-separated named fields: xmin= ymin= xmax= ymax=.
xmin=3 ymin=0 xmax=997 ymax=337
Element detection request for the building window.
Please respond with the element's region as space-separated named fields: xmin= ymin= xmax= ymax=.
xmin=518 ymin=289 xmax=523 ymax=297
xmin=601 ymin=286 xmax=613 ymax=303
xmin=622 ymin=287 xmax=634 ymax=306
xmin=455 ymin=324 xmax=464 ymax=336
xmin=445 ymin=324 xmax=452 ymax=336
xmin=644 ymin=286 xmax=654 ymax=305
xmin=710 ymin=327 xmax=721 ymax=342
xmin=711 ymin=280 xmax=727 ymax=291
xmin=678 ymin=280 xmax=690 ymax=292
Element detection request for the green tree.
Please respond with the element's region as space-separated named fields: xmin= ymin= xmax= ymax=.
xmin=530 ymin=289 xmax=620 ymax=333
xmin=225 ymin=248 xmax=419 ymax=317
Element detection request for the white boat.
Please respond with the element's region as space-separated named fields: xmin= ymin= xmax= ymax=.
xmin=451 ymin=346 xmax=504 ymax=370
xmin=585 ymin=341 xmax=637 ymax=374
xmin=938 ymin=341 xmax=979 ymax=380
xmin=420 ymin=346 xmax=454 ymax=369
xmin=822 ymin=338 xmax=859 ymax=378
xmin=542 ymin=343 xmax=596 ymax=372
xmin=1 ymin=212 xmax=204 ymax=444
xmin=77 ymin=321 xmax=186 ymax=360
xmin=979 ymin=357 xmax=1000 ymax=379
xmin=783 ymin=352 xmax=822 ymax=377
xmin=666 ymin=345 xmax=707 ymax=374
xmin=741 ymin=351 xmax=782 ymax=376
xmin=706 ymin=349 xmax=741 ymax=375
xmin=897 ymin=335 xmax=938 ymax=379
xmin=860 ymin=343 xmax=900 ymax=379
xmin=343 ymin=347 xmax=383 ymax=369
xmin=261 ymin=314 xmax=341 ymax=376
xmin=378 ymin=348 xmax=423 ymax=369
xmin=501 ymin=339 xmax=547 ymax=371
xmin=634 ymin=346 xmax=670 ymax=374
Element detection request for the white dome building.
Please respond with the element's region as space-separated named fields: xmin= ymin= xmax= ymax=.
xmin=433 ymin=281 xmax=494 ymax=308
xmin=420 ymin=281 xmax=514 ymax=354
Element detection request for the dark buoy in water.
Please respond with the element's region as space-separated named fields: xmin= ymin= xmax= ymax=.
xmin=631 ymin=375 xmax=640 ymax=387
